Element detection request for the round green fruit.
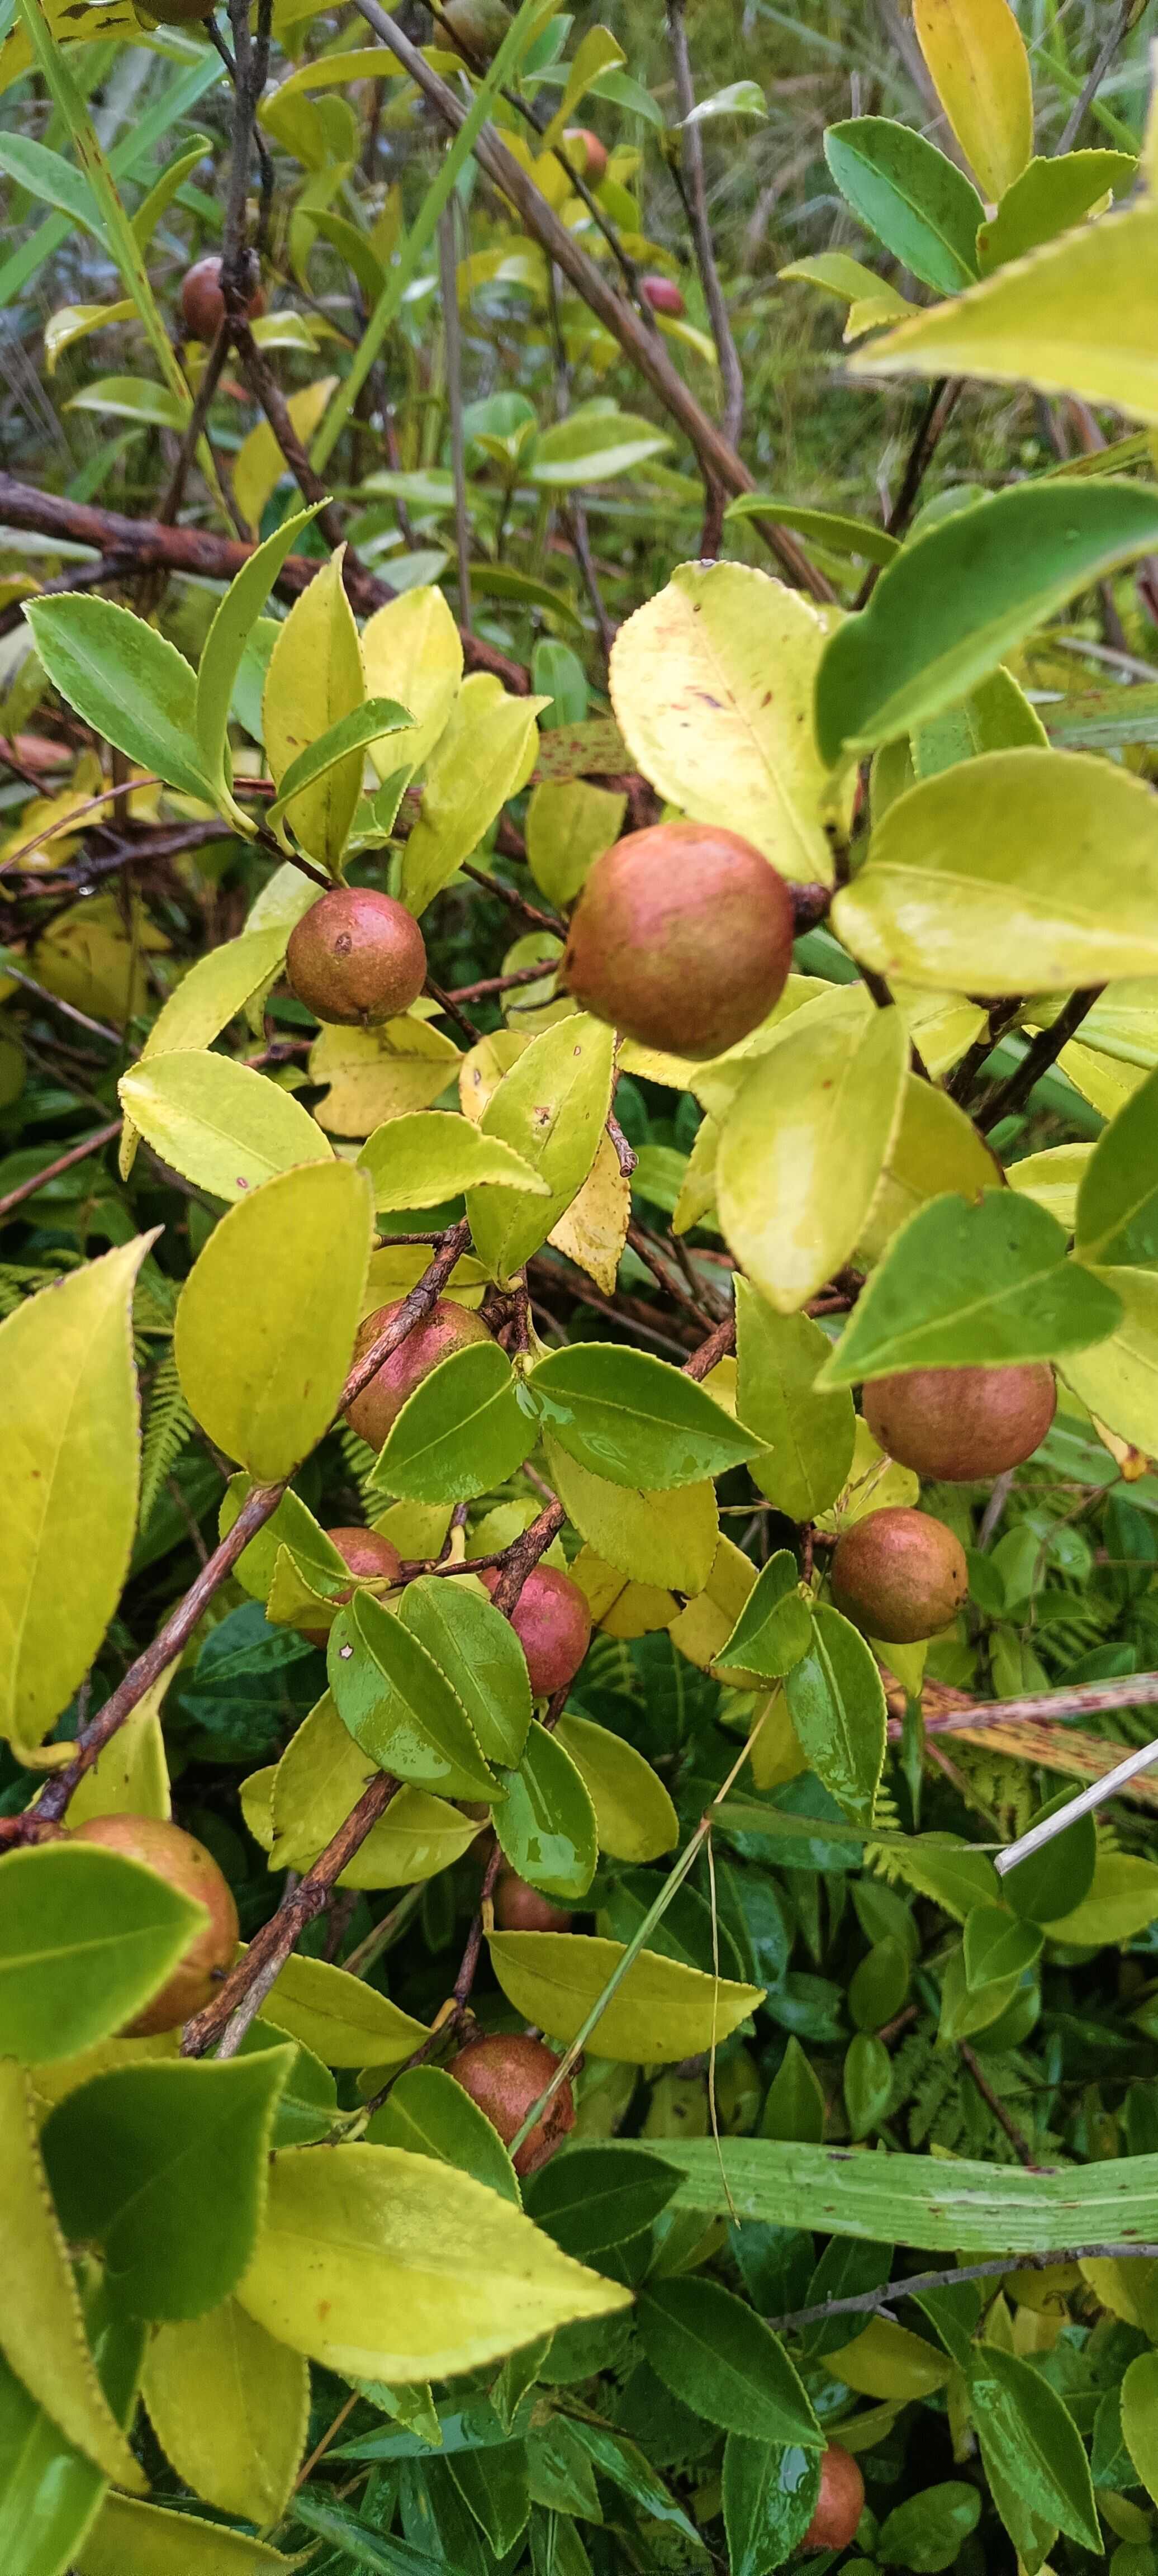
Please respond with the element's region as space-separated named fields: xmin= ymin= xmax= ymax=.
xmin=448 ymin=2031 xmax=575 ymax=2176
xmin=830 ymin=1507 xmax=968 ymax=1646
xmin=562 ymin=820 xmax=794 ymax=1058
xmin=286 ymin=887 xmax=426 ymax=1029
xmin=345 ymin=1298 xmax=492 ymax=1451
xmin=863 ymin=1363 xmax=1056 ymax=1482
xmin=70 ymin=1814 xmax=238 ymax=2034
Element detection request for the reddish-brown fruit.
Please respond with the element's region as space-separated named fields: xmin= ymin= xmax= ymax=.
xmin=480 ymin=1565 xmax=592 ymax=1697
xmin=565 ymin=126 xmax=608 ymax=184
xmin=180 ymin=254 xmax=264 ymax=343
xmin=801 ymin=2445 xmax=865 ymax=2554
xmin=494 ymin=1867 xmax=574 ymax=1934
xmin=863 ymin=1363 xmax=1057 ymax=1483
xmin=345 ymin=1297 xmax=493 ymax=1451
xmin=303 ymin=1526 xmax=404 ymax=1647
xmin=286 ymin=887 xmax=427 ymax=1030
xmin=640 ymin=273 xmax=686 ymax=317
xmin=830 ymin=1507 xmax=968 ymax=1646
xmin=70 ymin=1815 xmax=238 ymax=2034
xmin=448 ymin=2032 xmax=575 ymax=2176
xmin=562 ymin=820 xmax=794 ymax=1059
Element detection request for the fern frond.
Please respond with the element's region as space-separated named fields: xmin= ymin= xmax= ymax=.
xmin=139 ymin=1351 xmax=192 ymax=1529
xmin=336 ymin=1422 xmax=379 ymax=1508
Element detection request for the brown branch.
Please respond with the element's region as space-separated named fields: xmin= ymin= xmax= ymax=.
xmin=666 ymin=0 xmax=745 ymax=552
xmin=974 ymin=988 xmax=1103 ymax=1130
xmin=767 ymin=2242 xmax=1158 ymax=2335
xmin=0 ymin=1119 xmax=122 ymax=1224
xmin=959 ymin=2041 xmax=1039 ymax=2168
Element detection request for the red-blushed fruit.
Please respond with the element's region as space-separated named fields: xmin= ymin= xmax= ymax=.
xmin=345 ymin=1297 xmax=493 ymax=1451
xmin=801 ymin=2445 xmax=865 ymax=2553
xmin=480 ymin=1564 xmax=592 ymax=1697
xmin=303 ymin=1526 xmax=404 ymax=1648
xmin=565 ymin=126 xmax=608 ymax=184
xmin=562 ymin=820 xmax=794 ymax=1059
xmin=830 ymin=1507 xmax=969 ymax=1646
xmin=180 ymin=254 xmax=264 ymax=343
xmin=640 ymin=273 xmax=686 ymax=317
xmin=286 ymin=887 xmax=427 ymax=1030
xmin=494 ymin=1867 xmax=574 ymax=1934
xmin=448 ymin=2032 xmax=575 ymax=2176
xmin=863 ymin=1363 xmax=1057 ymax=1483
xmin=70 ymin=1815 xmax=239 ymax=2035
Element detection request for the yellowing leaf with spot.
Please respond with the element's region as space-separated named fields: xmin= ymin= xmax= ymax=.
xmin=120 ymin=1054 xmax=332 ymax=1203
xmin=175 ymin=1161 xmax=372 ymax=1480
xmin=834 ymin=751 xmax=1158 ymax=994
xmin=548 ymin=1126 xmax=631 ymax=1294
xmin=311 ymin=1011 xmax=461 ymax=1138
xmin=490 ymin=1929 xmax=763 ymax=2063
xmin=914 ymin=0 xmax=1032 ymax=201
xmin=852 ymin=202 xmax=1158 ymax=425
xmin=543 ymin=1431 xmax=718 ymax=1593
xmin=263 ymin=550 xmax=365 ymax=871
xmin=468 ymin=1013 xmax=616 ymax=1282
xmin=400 ymin=674 xmax=548 ymax=917
xmin=2 ymin=1236 xmax=150 ymax=1750
xmin=234 ymin=376 xmax=336 ymax=533
xmin=119 ymin=928 xmax=288 ymax=1181
xmin=554 ymin=1712 xmax=678 ymax=1863
xmin=610 ymin=561 xmax=843 ymax=884
xmin=360 ymin=585 xmax=462 ymax=778
xmin=143 ymin=2301 xmax=307 ymax=2526
xmin=238 ymin=2143 xmax=630 ymax=2376
xmin=717 ymin=1002 xmax=908 ymax=1312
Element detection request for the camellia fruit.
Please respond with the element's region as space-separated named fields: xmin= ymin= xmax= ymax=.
xmin=303 ymin=1525 xmax=404 ymax=1647
xmin=286 ymin=887 xmax=427 ymax=1029
xmin=179 ymin=254 xmax=264 ymax=342
xmin=345 ymin=1297 xmax=493 ymax=1451
xmin=440 ymin=0 xmax=511 ymax=58
xmin=801 ymin=2445 xmax=865 ymax=2553
xmin=448 ymin=2032 xmax=575 ymax=2176
xmin=562 ymin=820 xmax=794 ymax=1058
xmin=863 ymin=1362 xmax=1057 ymax=1483
xmin=640 ymin=273 xmax=686 ymax=316
xmin=564 ymin=126 xmax=608 ymax=184
xmin=493 ymin=1867 xmax=574 ymax=1934
xmin=70 ymin=1815 xmax=238 ymax=2034
xmin=480 ymin=1564 xmax=592 ymax=1696
xmin=830 ymin=1506 xmax=968 ymax=1646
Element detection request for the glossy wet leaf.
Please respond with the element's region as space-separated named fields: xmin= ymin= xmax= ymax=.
xmin=367 ymin=2064 xmax=520 ymax=2205
xmin=639 ymin=2277 xmax=819 ymax=2446
xmin=495 ymin=1720 xmax=597 ymax=1901
xmin=142 ymin=2300 xmax=308 ymax=2525
xmin=488 ymin=1929 xmax=763 ymax=2063
xmin=824 ymin=118 xmax=982 ymax=293
xmin=783 ymin=1606 xmax=886 ymax=1828
xmin=715 ymin=1551 xmax=813 ymax=1685
xmin=0 ymin=1844 xmax=203 ymax=2063
xmin=400 ymin=1575 xmax=533 ymax=1767
xmin=370 ymin=1341 xmax=537 ymax=1503
xmin=723 ymin=2435 xmax=822 ymax=2576
xmin=819 ymin=1191 xmax=1122 ymax=1385
xmin=717 ymin=998 xmax=908 ymax=1314
xmin=531 ymin=1341 xmax=756 ymax=1490
xmin=260 ymin=1949 xmax=431 ymax=2068
xmin=524 ymin=2142 xmax=678 ymax=2255
xmin=120 ymin=1053 xmax=332 ymax=1202
xmin=967 ymin=2343 xmax=1100 ymax=2552
xmin=328 ymin=1590 xmax=499 ymax=1799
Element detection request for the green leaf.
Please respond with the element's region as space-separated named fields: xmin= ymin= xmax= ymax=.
xmin=735 ymin=1280 xmax=856 ymax=1521
xmin=42 ymin=2052 xmax=293 ymax=2322
xmin=718 ymin=997 xmax=908 ymax=1314
xmin=824 ymin=117 xmax=983 ymax=293
xmin=818 ymin=1191 xmax=1122 ymax=1385
xmin=76 ymin=2496 xmax=290 ymax=2572
xmin=844 ymin=2030 xmax=893 ymax=2139
xmin=1 ymin=1236 xmax=151 ymax=1750
xmin=0 ymin=1844 xmax=203 ymax=2064
xmin=529 ymin=1342 xmax=757 ymax=1490
xmin=269 ymin=1697 xmax=479 ymax=1886
xmin=194 ymin=503 xmax=323 ymax=814
xmin=1003 ymin=1791 xmax=1097 ymax=1925
xmin=0 ymin=2276 xmax=143 ymax=2576
xmin=260 ymin=1950 xmax=432 ymax=2069
xmin=639 ymin=2277 xmax=819 ymax=2446
xmin=967 ymin=2343 xmax=1100 ymax=2552
xmin=726 ymin=491 xmax=899 ymax=563
xmin=367 ymin=2064 xmax=520 ymax=2205
xmin=263 ymin=549 xmax=366 ymax=871
xmin=541 ymin=1436 xmax=719 ymax=1594
xmin=329 ymin=1590 xmax=499 ymax=1800
xmin=237 ymin=2142 xmax=630 ymax=2378
xmin=715 ymin=1551 xmax=813 ymax=1685
xmin=66 ymin=375 xmax=186 ymax=430
xmin=524 ymin=2142 xmax=678 ymax=2255
xmin=978 ymin=150 xmax=1137 ymax=272
xmin=359 ymin=1110 xmax=549 ymax=1209
xmin=142 ymin=2300 xmax=307 ymax=2526
xmin=762 ymin=2035 xmax=825 ymax=2143
xmin=815 ymin=479 xmax=1158 ymax=766
xmin=553 ymin=1712 xmax=678 ymax=1863
xmin=1122 ymin=2351 xmax=1158 ymax=2507
xmin=0 ymin=129 xmax=102 ymax=231
xmin=722 ymin=2436 xmax=822 ymax=2576
xmin=398 ymin=671 xmax=547 ymax=918
xmin=175 ymin=1160 xmax=372 ymax=1480
xmin=660 ymin=2133 xmax=1158 ymax=2251
xmin=1076 ymin=1063 xmax=1158 ymax=1265
xmin=400 ymin=1575 xmax=533 ymax=1767
xmin=964 ymin=1904 xmax=1042 ymax=1991
xmin=529 ymin=410 xmax=672 ymax=486
xmin=488 ymin=1929 xmax=764 ymax=2063
xmin=495 ymin=1720 xmax=598 ymax=1902
xmin=369 ymin=1341 xmax=536 ymax=1503
xmin=266 ymin=696 xmax=412 ymax=840
xmin=877 ymin=2483 xmax=981 ymax=2572
xmin=783 ymin=1606 xmax=886 ymax=1827
xmin=25 ymin=596 xmax=211 ymax=801
xmin=290 ymin=2493 xmax=434 ymax=2570
xmin=1061 ymin=1266 xmax=1158 ymax=1457
xmin=833 ymin=750 xmax=1158 ymax=993
xmin=119 ymin=1053 xmax=333 ymax=1202
xmin=468 ymin=1015 xmax=616 ymax=1284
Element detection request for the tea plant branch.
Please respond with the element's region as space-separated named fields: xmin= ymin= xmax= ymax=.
xmin=1056 ymin=0 xmax=1141 ymax=154
xmin=0 ymin=1120 xmax=122 ymax=1225
xmin=973 ymin=987 xmax=1104 ymax=1130
xmin=766 ymin=2242 xmax=1158 ymax=2335
xmin=440 ymin=201 xmax=473 ymax=628
xmin=665 ymin=0 xmax=746 ymax=549
xmin=958 ymin=2042 xmax=1038 ymax=2168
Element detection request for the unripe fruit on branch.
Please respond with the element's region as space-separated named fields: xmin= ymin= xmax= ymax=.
xmin=180 ymin=255 xmax=264 ymax=343
xmin=440 ymin=0 xmax=512 ymax=59
xmin=480 ymin=1564 xmax=592 ymax=1696
xmin=640 ymin=274 xmax=686 ymax=317
xmin=562 ymin=821 xmax=794 ymax=1058
xmin=345 ymin=1297 xmax=493 ymax=1451
xmin=801 ymin=2445 xmax=864 ymax=2553
xmin=303 ymin=1526 xmax=404 ymax=1648
xmin=286 ymin=887 xmax=426 ymax=1029
xmin=565 ymin=127 xmax=608 ymax=184
xmin=448 ymin=2031 xmax=575 ymax=2176
xmin=830 ymin=1507 xmax=968 ymax=1646
xmin=70 ymin=1815 xmax=238 ymax=2034
xmin=494 ymin=1867 xmax=574 ymax=1934
xmin=863 ymin=1362 xmax=1056 ymax=1483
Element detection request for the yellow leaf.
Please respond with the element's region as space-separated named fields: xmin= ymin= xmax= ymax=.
xmin=143 ymin=2302 xmax=308 ymax=2526
xmin=489 ymin=1928 xmax=763 ymax=2062
xmin=609 ymin=561 xmax=844 ymax=884
xmin=269 ymin=1695 xmax=480 ymax=1886
xmin=1008 ymin=1145 xmax=1092 ymax=1233
xmin=2 ymin=1236 xmax=151 ymax=1750
xmin=852 ymin=201 xmax=1158 ymax=424
xmin=859 ymin=1071 xmax=1000 ymax=1262
xmin=468 ymin=1013 xmax=616 ymax=1283
xmin=238 ymin=2142 xmax=630 ymax=2377
xmin=459 ymin=1027 xmax=529 ymax=1123
xmin=264 ymin=548 xmax=365 ymax=870
xmin=1062 ymin=1268 xmax=1158 ymax=1462
xmin=120 ymin=928 xmax=288 ymax=1181
xmin=260 ymin=1952 xmax=431 ymax=2068
xmin=66 ymin=1663 xmax=175 ymax=1829
xmin=32 ymin=892 xmax=168 ymax=1029
xmin=913 ymin=0 xmax=1032 ymax=201
xmin=747 ymin=1689 xmax=808 ymax=1791
xmin=571 ymin=1548 xmax=679 ymax=1637
xmin=400 ymin=675 xmax=549 ymax=917
xmin=547 ymin=1125 xmax=630 ymax=1294
xmin=824 ymin=2315 xmax=953 ymax=2398
xmin=234 ymin=377 xmax=336 ymax=534
xmin=360 ymin=585 xmax=463 ymax=778
xmin=175 ymin=1161 xmax=372 ymax=1480
xmin=554 ymin=1712 xmax=678 ymax=1862
xmin=76 ymin=2495 xmax=290 ymax=2573
xmin=119 ymin=1053 xmax=333 ymax=1203
xmin=717 ymin=998 xmax=909 ymax=1312
xmin=667 ymin=1535 xmax=756 ymax=1669
xmin=815 ymin=1417 xmax=919 ymax=1532
xmin=311 ymin=1010 xmax=462 ymax=1138
xmin=543 ymin=1431 xmax=718 ymax=1593
xmin=526 ymin=778 xmax=627 ymax=907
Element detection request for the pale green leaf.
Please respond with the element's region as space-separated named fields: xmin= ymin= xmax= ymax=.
xmin=360 ymin=586 xmax=463 ymax=779
xmin=263 ymin=549 xmax=365 ymax=871
xmin=143 ymin=2302 xmax=307 ymax=2526
xmin=260 ymin=1949 xmax=432 ymax=2068
xmin=119 ymin=1053 xmax=332 ymax=1202
xmin=1061 ymin=1265 xmax=1158 ymax=1455
xmin=553 ymin=1712 xmax=678 ymax=1863
xmin=542 ymin=1432 xmax=719 ymax=1594
xmin=716 ymin=997 xmax=908 ymax=1314
xmin=312 ymin=1011 xmax=462 ymax=1139
xmin=977 ymin=149 xmax=1137 ymax=272
xmin=359 ymin=1110 xmax=549 ymax=1208
xmin=269 ymin=1695 xmax=480 ymax=1886
xmin=824 ymin=117 xmax=982 ymax=293
xmin=468 ymin=1014 xmax=616 ymax=1282
xmin=399 ymin=674 xmax=547 ymax=917
xmin=530 ymin=1341 xmax=757 ymax=1490
xmin=735 ymin=1278 xmax=856 ymax=1522
xmin=488 ymin=1929 xmax=764 ymax=2063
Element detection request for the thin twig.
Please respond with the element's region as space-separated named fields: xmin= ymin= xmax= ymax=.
xmin=666 ymin=0 xmax=744 ymax=553
xmin=973 ymin=988 xmax=1103 ymax=1130
xmin=439 ymin=198 xmax=472 ymax=627
xmin=959 ymin=2042 xmax=1039 ymax=2168
xmin=1056 ymin=0 xmax=1137 ymax=153
xmin=0 ymin=1120 xmax=121 ymax=1223
xmin=767 ymin=2243 xmax=1158 ymax=2335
